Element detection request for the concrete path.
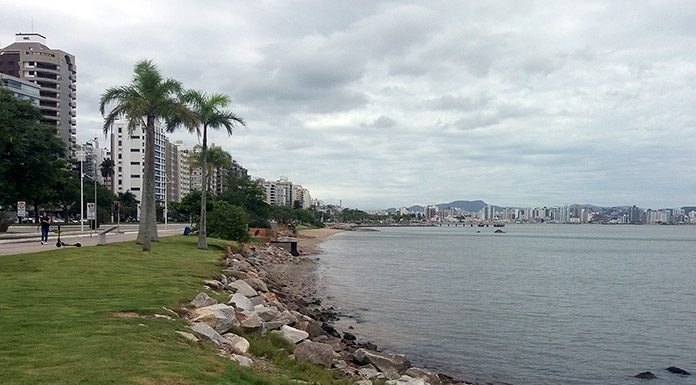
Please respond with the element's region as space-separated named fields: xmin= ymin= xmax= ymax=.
xmin=0 ymin=225 xmax=188 ymax=256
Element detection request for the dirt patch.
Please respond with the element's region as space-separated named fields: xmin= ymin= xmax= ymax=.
xmin=111 ymin=311 xmax=141 ymax=318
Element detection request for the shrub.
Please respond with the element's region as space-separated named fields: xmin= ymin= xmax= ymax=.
xmin=0 ymin=210 xmax=12 ymax=232
xmin=207 ymin=201 xmax=250 ymax=242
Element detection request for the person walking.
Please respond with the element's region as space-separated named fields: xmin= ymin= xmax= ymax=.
xmin=39 ymin=212 xmax=51 ymax=245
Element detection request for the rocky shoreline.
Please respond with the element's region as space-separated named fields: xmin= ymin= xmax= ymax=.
xmin=177 ymin=232 xmax=474 ymax=385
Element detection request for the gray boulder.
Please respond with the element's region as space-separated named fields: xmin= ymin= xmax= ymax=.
xmin=278 ymin=325 xmax=309 ymax=344
xmin=222 ymin=333 xmax=250 ymax=354
xmin=232 ymin=354 xmax=253 ymax=367
xmin=228 ymin=293 xmax=254 ymax=311
xmin=244 ymin=277 xmax=268 ymax=292
xmin=190 ymin=292 xmax=218 ymax=308
xmin=256 ymin=306 xmax=281 ymax=322
xmin=190 ymin=323 xmax=226 ymax=346
xmin=175 ymin=331 xmax=199 ymax=343
xmin=266 ymin=310 xmax=298 ymax=330
xmin=228 ymin=280 xmax=258 ymax=297
xmin=405 ymin=368 xmax=441 ymax=385
xmin=239 ymin=310 xmax=266 ymax=332
xmin=191 ymin=304 xmax=238 ymax=333
xmin=354 ymin=348 xmax=411 ymax=380
xmin=386 ymin=375 xmax=428 ymax=385
xmin=293 ymin=340 xmax=334 ymax=367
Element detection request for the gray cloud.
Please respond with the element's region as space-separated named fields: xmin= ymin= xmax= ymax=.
xmin=3 ymin=0 xmax=696 ymax=209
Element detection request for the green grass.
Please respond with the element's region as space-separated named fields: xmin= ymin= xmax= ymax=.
xmin=0 ymin=236 xmax=351 ymax=385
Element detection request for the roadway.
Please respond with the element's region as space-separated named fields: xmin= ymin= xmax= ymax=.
xmin=0 ymin=224 xmax=190 ymax=256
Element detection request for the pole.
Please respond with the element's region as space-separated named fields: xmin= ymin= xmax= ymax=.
xmin=80 ymin=158 xmax=84 ymax=233
xmin=164 ymin=178 xmax=168 ymax=230
xmin=94 ymin=155 xmax=97 ymax=231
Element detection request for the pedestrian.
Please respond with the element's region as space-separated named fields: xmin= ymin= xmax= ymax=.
xmin=38 ymin=212 xmax=51 ymax=245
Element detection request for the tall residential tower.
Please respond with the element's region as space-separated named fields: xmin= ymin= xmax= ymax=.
xmin=0 ymin=33 xmax=77 ymax=156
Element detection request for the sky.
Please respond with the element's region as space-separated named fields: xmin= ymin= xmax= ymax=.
xmin=3 ymin=1 xmax=696 ymax=210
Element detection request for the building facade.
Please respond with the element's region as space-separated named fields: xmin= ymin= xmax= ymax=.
xmin=0 ymin=73 xmax=40 ymax=105
xmin=0 ymin=33 xmax=77 ymax=156
xmin=110 ymin=118 xmax=167 ymax=209
xmin=164 ymin=140 xmax=191 ymax=203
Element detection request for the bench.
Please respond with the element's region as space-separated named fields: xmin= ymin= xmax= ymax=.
xmin=97 ymin=226 xmax=119 ymax=246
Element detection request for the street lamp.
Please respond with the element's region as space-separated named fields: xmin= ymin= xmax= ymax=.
xmin=79 ymin=138 xmax=99 ymax=234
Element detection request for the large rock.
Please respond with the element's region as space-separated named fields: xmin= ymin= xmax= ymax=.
xmin=405 ymin=368 xmax=441 ymax=385
xmin=223 ymin=333 xmax=250 ymax=354
xmin=293 ymin=341 xmax=334 ymax=367
xmin=354 ymin=348 xmax=411 ymax=380
xmin=191 ymin=304 xmax=238 ymax=333
xmin=666 ymin=367 xmax=691 ymax=375
xmin=190 ymin=292 xmax=218 ymax=308
xmin=265 ymin=310 xmax=298 ymax=330
xmin=228 ymin=280 xmax=258 ymax=297
xmin=635 ymin=371 xmax=657 ymax=379
xmin=237 ymin=310 xmax=266 ymax=332
xmin=228 ymin=293 xmax=254 ymax=311
xmin=175 ymin=331 xmax=199 ymax=343
xmin=244 ymin=278 xmax=268 ymax=293
xmin=386 ymin=375 xmax=428 ymax=385
xmin=256 ymin=306 xmax=281 ymax=322
xmin=232 ymin=354 xmax=253 ymax=367
xmin=190 ymin=323 xmax=226 ymax=346
xmin=278 ymin=325 xmax=309 ymax=344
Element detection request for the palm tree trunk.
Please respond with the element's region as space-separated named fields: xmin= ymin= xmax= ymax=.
xmin=197 ymin=124 xmax=208 ymax=250
xmin=138 ymin=115 xmax=159 ymax=251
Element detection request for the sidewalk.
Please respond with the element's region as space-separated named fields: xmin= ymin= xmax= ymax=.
xmin=0 ymin=227 xmax=186 ymax=256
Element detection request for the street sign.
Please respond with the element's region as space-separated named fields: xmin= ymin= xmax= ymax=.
xmin=76 ymin=150 xmax=86 ymax=162
xmin=17 ymin=201 xmax=26 ymax=217
xmin=87 ymin=202 xmax=96 ymax=220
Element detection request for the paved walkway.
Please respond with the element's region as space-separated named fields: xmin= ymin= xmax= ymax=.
xmin=0 ymin=226 xmax=186 ymax=256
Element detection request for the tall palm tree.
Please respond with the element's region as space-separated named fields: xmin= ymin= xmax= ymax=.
xmin=183 ymin=91 xmax=245 ymax=250
xmin=99 ymin=60 xmax=197 ymax=251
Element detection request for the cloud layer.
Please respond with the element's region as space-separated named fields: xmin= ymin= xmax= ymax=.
xmin=4 ymin=1 xmax=696 ymax=209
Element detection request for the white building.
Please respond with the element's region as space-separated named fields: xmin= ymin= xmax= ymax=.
xmin=81 ymin=138 xmax=105 ymax=184
xmin=164 ymin=140 xmax=191 ymax=203
xmin=292 ymin=184 xmax=312 ymax=208
xmin=110 ymin=118 xmax=167 ymax=208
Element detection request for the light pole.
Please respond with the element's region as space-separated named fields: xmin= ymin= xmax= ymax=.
xmin=77 ymin=148 xmax=85 ymax=233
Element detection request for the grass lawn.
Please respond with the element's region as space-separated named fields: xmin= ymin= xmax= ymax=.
xmin=0 ymin=236 xmax=352 ymax=385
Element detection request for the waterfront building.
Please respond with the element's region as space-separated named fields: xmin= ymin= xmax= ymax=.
xmin=0 ymin=33 xmax=77 ymax=157
xmin=164 ymin=140 xmax=191 ymax=203
xmin=292 ymin=185 xmax=312 ymax=208
xmin=110 ymin=117 xmax=167 ymax=211
xmin=259 ymin=177 xmax=312 ymax=207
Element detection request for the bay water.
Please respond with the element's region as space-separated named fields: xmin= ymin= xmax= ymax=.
xmin=317 ymin=225 xmax=696 ymax=385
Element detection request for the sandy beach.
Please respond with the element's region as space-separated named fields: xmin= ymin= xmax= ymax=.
xmin=296 ymin=227 xmax=343 ymax=255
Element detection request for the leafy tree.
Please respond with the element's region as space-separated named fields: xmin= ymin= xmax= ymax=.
xmin=219 ymin=172 xmax=269 ymax=225
xmin=182 ymin=90 xmax=245 ymax=250
xmin=99 ymin=60 xmax=197 ymax=251
xmin=207 ymin=201 xmax=250 ymax=242
xmin=117 ymin=191 xmax=139 ymax=222
xmin=170 ymin=190 xmax=216 ymax=224
xmin=99 ymin=158 xmax=114 ymax=187
xmin=0 ymin=88 xmax=71 ymax=221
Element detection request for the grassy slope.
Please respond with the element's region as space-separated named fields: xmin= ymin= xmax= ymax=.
xmin=0 ymin=236 xmax=351 ymax=385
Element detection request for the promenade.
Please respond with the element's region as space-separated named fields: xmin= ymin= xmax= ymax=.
xmin=0 ymin=224 xmax=187 ymax=256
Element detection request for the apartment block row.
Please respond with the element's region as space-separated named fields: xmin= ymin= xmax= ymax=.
xmin=257 ymin=177 xmax=312 ymax=209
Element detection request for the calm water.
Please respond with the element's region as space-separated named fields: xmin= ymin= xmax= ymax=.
xmin=317 ymin=225 xmax=696 ymax=385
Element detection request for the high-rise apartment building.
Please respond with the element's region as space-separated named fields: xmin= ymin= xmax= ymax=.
xmin=110 ymin=118 xmax=167 ymax=210
xmin=261 ymin=177 xmax=294 ymax=207
xmin=0 ymin=73 xmax=40 ymax=105
xmin=164 ymin=140 xmax=191 ymax=203
xmin=0 ymin=33 xmax=77 ymax=156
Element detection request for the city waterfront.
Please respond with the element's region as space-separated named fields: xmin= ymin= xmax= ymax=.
xmin=318 ymin=225 xmax=696 ymax=385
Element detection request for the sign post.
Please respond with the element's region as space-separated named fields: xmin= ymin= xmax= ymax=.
xmin=87 ymin=202 xmax=95 ymax=235
xmin=17 ymin=201 xmax=26 ymax=221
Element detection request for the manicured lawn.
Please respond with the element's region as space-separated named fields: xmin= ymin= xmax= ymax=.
xmin=0 ymin=236 xmax=349 ymax=385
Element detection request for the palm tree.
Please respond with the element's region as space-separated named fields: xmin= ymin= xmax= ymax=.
xmin=99 ymin=60 xmax=197 ymax=251
xmin=183 ymin=91 xmax=245 ymax=250
xmin=190 ymin=145 xmax=232 ymax=192
xmin=99 ymin=158 xmax=114 ymax=188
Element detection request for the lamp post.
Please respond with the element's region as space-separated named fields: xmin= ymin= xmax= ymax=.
xmin=77 ymin=149 xmax=85 ymax=233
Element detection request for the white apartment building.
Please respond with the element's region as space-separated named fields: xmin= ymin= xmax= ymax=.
xmin=260 ymin=177 xmax=294 ymax=207
xmin=110 ymin=118 xmax=167 ymax=208
xmin=292 ymin=185 xmax=312 ymax=209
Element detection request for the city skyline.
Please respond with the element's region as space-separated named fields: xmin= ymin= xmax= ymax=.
xmin=3 ymin=1 xmax=696 ymax=210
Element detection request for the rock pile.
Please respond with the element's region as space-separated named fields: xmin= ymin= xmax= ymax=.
xmin=178 ymin=244 xmax=470 ymax=385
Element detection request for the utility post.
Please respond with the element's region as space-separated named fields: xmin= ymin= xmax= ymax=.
xmin=77 ymin=147 xmax=85 ymax=233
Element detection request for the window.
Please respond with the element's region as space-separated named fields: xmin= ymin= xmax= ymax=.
xmin=118 ymin=127 xmax=122 ymax=133
xmin=130 ymin=148 xmax=140 ymax=152
xmin=118 ymin=140 xmax=122 ymax=146
xmin=131 ymin=174 xmax=140 ymax=178
xmin=118 ymin=154 xmax=122 ymax=159
xmin=118 ymin=179 xmax=122 ymax=185
xmin=130 ymin=161 xmax=140 ymax=165
xmin=118 ymin=167 xmax=122 ymax=172
xmin=131 ymin=187 xmax=140 ymax=191
xmin=131 ymin=136 xmax=140 ymax=139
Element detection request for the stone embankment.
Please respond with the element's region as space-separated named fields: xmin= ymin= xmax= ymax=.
xmin=177 ymin=243 xmax=471 ymax=385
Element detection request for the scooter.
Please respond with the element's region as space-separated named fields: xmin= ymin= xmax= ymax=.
xmin=55 ymin=224 xmax=81 ymax=247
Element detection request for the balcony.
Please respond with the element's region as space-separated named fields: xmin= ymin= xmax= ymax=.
xmin=69 ymin=83 xmax=76 ymax=91
xmin=70 ymin=110 xmax=76 ymax=117
xmin=70 ymin=118 xmax=76 ymax=125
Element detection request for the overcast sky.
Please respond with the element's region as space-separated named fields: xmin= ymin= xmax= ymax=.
xmin=3 ymin=1 xmax=696 ymax=209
